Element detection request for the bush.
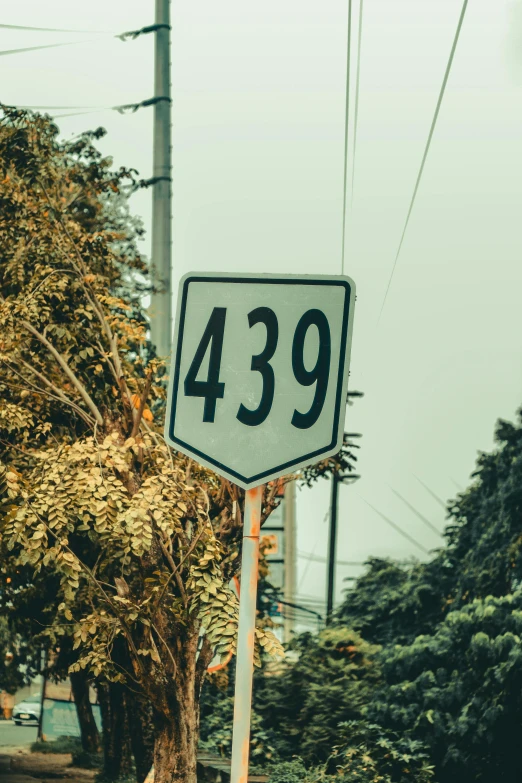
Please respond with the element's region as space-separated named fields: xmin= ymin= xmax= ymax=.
xmin=71 ymin=748 xmax=103 ymax=769
xmin=267 ymin=759 xmax=307 ymax=783
xmin=371 ymin=592 xmax=522 ymax=783
xmin=318 ymin=722 xmax=435 ymax=783
xmin=31 ymin=736 xmax=82 ymax=754
xmin=200 ymin=667 xmax=279 ymax=766
xmin=255 ymin=627 xmax=382 ymax=764
xmin=265 ymin=724 xmax=435 ymax=783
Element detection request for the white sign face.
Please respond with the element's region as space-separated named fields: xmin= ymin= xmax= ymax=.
xmin=164 ymin=273 xmax=355 ymax=488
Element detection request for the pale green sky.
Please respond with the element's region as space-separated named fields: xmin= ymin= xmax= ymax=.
xmin=2 ymin=0 xmax=522 ymax=620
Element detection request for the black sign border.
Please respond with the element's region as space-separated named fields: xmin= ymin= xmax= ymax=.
xmin=168 ymin=276 xmax=352 ymax=485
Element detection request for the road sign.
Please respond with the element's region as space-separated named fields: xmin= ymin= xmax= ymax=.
xmin=165 ymin=273 xmax=355 ymax=488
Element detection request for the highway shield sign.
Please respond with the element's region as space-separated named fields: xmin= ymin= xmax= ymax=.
xmin=164 ymin=273 xmax=355 ymax=488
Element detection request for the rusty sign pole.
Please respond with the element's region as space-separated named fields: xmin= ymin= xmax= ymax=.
xmin=230 ymin=484 xmax=264 ymax=783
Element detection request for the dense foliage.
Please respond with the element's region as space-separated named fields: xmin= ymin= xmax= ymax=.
xmin=371 ymin=592 xmax=522 ymax=783
xmin=264 ymin=722 xmax=435 ymax=783
xmin=254 ymin=628 xmax=382 ymax=764
xmin=0 ymin=107 xmax=283 ymax=783
xmin=335 ymin=557 xmax=449 ymax=647
xmin=201 ymin=408 xmax=522 ymax=782
xmin=335 ymin=410 xmax=522 ymax=783
xmin=0 ymin=107 xmax=357 ymax=782
xmin=2 ymin=104 xmax=522 ymax=783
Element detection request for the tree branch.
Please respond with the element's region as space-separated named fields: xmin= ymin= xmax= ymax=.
xmin=130 ymin=372 xmax=152 ymax=439
xmin=16 ymin=357 xmax=95 ymax=426
xmin=196 ymin=636 xmax=214 ymax=694
xmin=31 ymin=506 xmax=145 ymax=679
xmin=20 ymin=319 xmax=104 ymax=427
xmin=158 ymin=537 xmax=188 ymax=610
xmin=38 ymin=181 xmax=137 ymax=424
xmin=151 ymin=623 xmax=178 ymax=678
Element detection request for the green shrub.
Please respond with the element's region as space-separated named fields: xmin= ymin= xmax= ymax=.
xmin=255 ymin=628 xmax=382 ymax=764
xmin=267 ymin=759 xmax=308 ymax=783
xmin=371 ymin=592 xmax=522 ymax=783
xmin=320 ymin=722 xmax=435 ymax=783
xmin=30 ymin=736 xmax=82 ymax=754
xmin=71 ymin=748 xmax=103 ymax=769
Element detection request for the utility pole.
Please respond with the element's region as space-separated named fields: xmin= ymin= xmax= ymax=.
xmin=326 ymin=473 xmax=339 ymax=623
xmin=149 ymin=0 xmax=172 ymax=358
xmin=326 ymin=391 xmax=363 ymax=624
xmin=283 ymin=480 xmax=297 ymax=642
xmin=37 ymin=647 xmax=47 ymax=741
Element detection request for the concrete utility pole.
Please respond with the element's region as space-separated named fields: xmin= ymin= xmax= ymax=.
xmin=326 ymin=473 xmax=339 ymax=623
xmin=283 ymin=481 xmax=297 ymax=643
xmin=149 ymin=0 xmax=172 ymax=358
xmin=326 ymin=393 xmax=363 ymax=623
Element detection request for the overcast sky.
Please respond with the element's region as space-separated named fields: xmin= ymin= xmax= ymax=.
xmin=3 ymin=0 xmax=522 ymax=620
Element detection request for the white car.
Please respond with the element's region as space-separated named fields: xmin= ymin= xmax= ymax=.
xmin=12 ymin=695 xmax=41 ymax=726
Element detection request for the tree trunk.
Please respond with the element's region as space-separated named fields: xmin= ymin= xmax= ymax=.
xmin=127 ymin=692 xmax=155 ymax=783
xmin=153 ymin=711 xmax=199 ymax=783
xmin=70 ymin=669 xmax=100 ymax=754
xmin=152 ymin=636 xmax=209 ymax=783
xmin=98 ymin=681 xmax=133 ymax=780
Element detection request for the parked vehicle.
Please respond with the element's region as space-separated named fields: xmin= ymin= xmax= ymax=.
xmin=12 ymin=695 xmax=41 ymax=726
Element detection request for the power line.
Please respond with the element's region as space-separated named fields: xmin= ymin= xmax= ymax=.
xmin=413 ymin=475 xmax=447 ymax=511
xmin=340 ymin=0 xmax=353 ymax=274
xmin=359 ymin=496 xmax=430 ymax=555
xmin=0 ymin=21 xmax=161 ymax=61
xmin=388 ymin=486 xmax=443 ymax=538
xmin=52 ymin=110 xmax=107 ymax=119
xmin=378 ymin=0 xmax=469 ymax=319
xmin=0 ymin=41 xmax=88 ymax=57
xmin=0 ymin=23 xmax=112 ymax=33
xmin=9 ymin=96 xmax=169 ymax=121
xmin=17 ymin=105 xmax=103 ymax=109
xmin=351 ymin=0 xmax=364 ymax=207
xmin=297 ymin=535 xmax=319 ymax=592
xmin=298 ymin=550 xmax=366 ymax=567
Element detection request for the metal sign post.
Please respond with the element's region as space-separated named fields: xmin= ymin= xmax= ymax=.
xmin=230 ymin=485 xmax=263 ymax=783
xmin=164 ymin=272 xmax=356 ymax=782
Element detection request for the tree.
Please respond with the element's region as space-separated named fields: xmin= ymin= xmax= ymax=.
xmin=303 ymin=721 xmax=435 ymax=783
xmin=371 ymin=591 xmax=522 ymax=783
xmin=335 ymin=557 xmax=451 ymax=647
xmin=0 ymin=541 xmax=44 ymax=697
xmin=444 ymin=413 xmax=522 ymax=602
xmin=0 ymin=106 xmax=293 ymax=783
xmin=254 ymin=627 xmax=382 ymax=765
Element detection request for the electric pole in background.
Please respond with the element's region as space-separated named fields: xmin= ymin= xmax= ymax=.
xmin=326 ymin=473 xmax=339 ymax=623
xmin=149 ymin=0 xmax=172 ymax=358
xmin=326 ymin=392 xmax=363 ymax=624
xmin=283 ymin=480 xmax=297 ymax=642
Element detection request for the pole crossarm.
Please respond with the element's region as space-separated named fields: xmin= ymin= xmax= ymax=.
xmin=117 ymin=23 xmax=171 ymax=42
xmin=114 ymin=96 xmax=171 ymax=114
xmin=133 ymin=176 xmax=172 ymax=192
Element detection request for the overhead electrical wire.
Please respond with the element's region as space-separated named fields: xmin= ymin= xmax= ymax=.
xmin=0 ymin=20 xmax=160 ymax=63
xmin=0 ymin=23 xmax=112 ymax=33
xmin=52 ymin=109 xmax=108 ymax=118
xmin=359 ymin=496 xmax=430 ymax=555
xmin=298 ymin=550 xmax=412 ymax=567
xmin=378 ymin=0 xmax=470 ymax=320
xmin=298 ymin=551 xmax=366 ymax=567
xmin=340 ymin=0 xmax=353 ymax=274
xmin=8 ymin=96 xmax=169 ymax=122
xmin=0 ymin=41 xmax=88 ymax=57
xmin=413 ymin=475 xmax=447 ymax=511
xmin=388 ymin=486 xmax=443 ymax=537
xmin=350 ymin=0 xmax=364 ymax=206
xmin=17 ymin=105 xmax=100 ymax=109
